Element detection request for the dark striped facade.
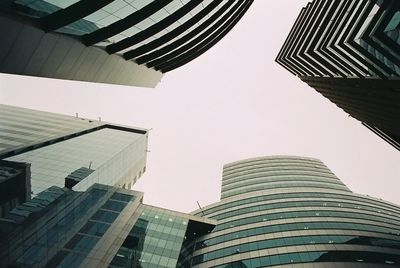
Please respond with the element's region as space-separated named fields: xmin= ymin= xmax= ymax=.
xmin=0 ymin=0 xmax=253 ymax=86
xmin=186 ymin=156 xmax=400 ymax=268
xmin=276 ymin=0 xmax=400 ymax=151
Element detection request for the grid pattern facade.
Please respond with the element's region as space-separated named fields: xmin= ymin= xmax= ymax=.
xmin=0 ymin=105 xmax=148 ymax=196
xmin=189 ymin=156 xmax=400 ymax=267
xmin=0 ymin=184 xmax=140 ymax=267
xmin=109 ymin=204 xmax=216 ymax=268
xmin=0 ymin=104 xmax=102 ymax=156
xmin=0 ymin=0 xmax=253 ymax=86
xmin=275 ymin=0 xmax=400 ymax=151
xmin=6 ymin=128 xmax=147 ymax=196
xmin=0 ymin=105 xmax=218 ymax=268
xmin=110 ymin=205 xmax=191 ymax=268
xmin=0 ymin=105 xmax=156 ymax=267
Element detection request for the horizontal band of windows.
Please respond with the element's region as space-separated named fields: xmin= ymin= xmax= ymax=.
xmin=0 ymin=116 xmax=86 ymax=133
xmin=222 ymin=168 xmax=337 ymax=187
xmin=213 ymin=209 xmax=400 ymax=232
xmin=192 ymin=235 xmax=400 ymax=265
xmin=196 ymin=192 xmax=400 ymax=218
xmin=129 ymin=226 xmax=186 ymax=242
xmin=120 ymin=236 xmax=183 ymax=257
xmin=222 ymin=175 xmax=345 ymax=193
xmin=223 ymin=163 xmax=330 ymax=179
xmin=223 ymin=156 xmax=323 ymax=167
xmin=192 ymin=229 xmax=400 ymax=257
xmin=0 ymin=109 xmax=95 ymax=129
xmin=223 ymin=159 xmax=326 ymax=175
xmin=210 ymin=250 xmax=400 ymax=268
xmin=0 ymin=121 xmax=71 ymax=136
xmin=196 ymin=221 xmax=400 ymax=248
xmin=223 ymin=161 xmax=326 ymax=175
xmin=0 ymin=107 xmax=96 ymax=129
xmin=211 ymin=199 xmax=400 ymax=222
xmin=0 ymin=104 xmax=76 ymax=120
xmin=221 ymin=183 xmax=349 ymax=199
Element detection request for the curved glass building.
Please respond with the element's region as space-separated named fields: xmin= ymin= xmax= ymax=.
xmin=186 ymin=156 xmax=400 ymax=267
xmin=0 ymin=0 xmax=253 ymax=87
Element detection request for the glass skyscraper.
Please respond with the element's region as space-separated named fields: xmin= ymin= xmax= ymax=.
xmin=276 ymin=0 xmax=400 ymax=151
xmin=0 ymin=104 xmax=149 ymax=266
xmin=1 ymin=106 xmax=400 ymax=267
xmin=0 ymin=0 xmax=253 ymax=87
xmin=0 ymin=104 xmax=215 ymax=268
xmin=188 ymin=156 xmax=400 ymax=267
xmin=0 ymin=104 xmax=149 ymax=194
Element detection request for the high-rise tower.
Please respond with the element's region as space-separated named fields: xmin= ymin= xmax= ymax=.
xmin=276 ymin=0 xmax=400 ymax=151
xmin=189 ymin=156 xmax=400 ymax=267
xmin=0 ymin=104 xmax=216 ymax=267
xmin=0 ymin=104 xmax=148 ymax=193
xmin=0 ymin=0 xmax=253 ymax=87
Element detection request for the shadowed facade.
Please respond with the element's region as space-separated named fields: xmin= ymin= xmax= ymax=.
xmin=0 ymin=0 xmax=253 ymax=87
xmin=276 ymin=0 xmax=400 ymax=151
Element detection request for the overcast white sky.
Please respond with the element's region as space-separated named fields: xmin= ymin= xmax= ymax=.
xmin=1 ymin=1 xmax=399 ymax=212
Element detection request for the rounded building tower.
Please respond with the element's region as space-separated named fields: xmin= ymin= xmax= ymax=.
xmin=187 ymin=156 xmax=400 ymax=267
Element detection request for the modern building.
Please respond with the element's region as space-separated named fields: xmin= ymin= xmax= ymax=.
xmin=109 ymin=204 xmax=215 ymax=268
xmin=0 ymin=0 xmax=253 ymax=87
xmin=0 ymin=182 xmax=216 ymax=267
xmin=189 ymin=156 xmax=400 ymax=267
xmin=0 ymin=104 xmax=216 ymax=268
xmin=275 ymin=0 xmax=400 ymax=151
xmin=0 ymin=104 xmax=149 ymax=194
xmin=2 ymin=105 xmax=400 ymax=267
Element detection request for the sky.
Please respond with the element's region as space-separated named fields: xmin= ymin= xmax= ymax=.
xmin=0 ymin=1 xmax=399 ymax=213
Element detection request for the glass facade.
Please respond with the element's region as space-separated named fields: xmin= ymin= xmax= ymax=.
xmin=2 ymin=104 xmax=400 ymax=268
xmin=275 ymin=0 xmax=400 ymax=152
xmin=0 ymin=105 xmax=218 ymax=267
xmin=110 ymin=205 xmax=190 ymax=268
xmin=0 ymin=104 xmax=102 ymax=154
xmin=187 ymin=156 xmax=400 ymax=268
xmin=1 ymin=184 xmax=141 ymax=267
xmin=0 ymin=105 xmax=148 ymax=196
xmin=6 ymin=127 xmax=146 ymax=195
xmin=0 ymin=104 xmax=150 ymax=267
xmin=4 ymin=0 xmax=253 ymax=75
xmin=12 ymin=0 xmax=76 ymax=17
